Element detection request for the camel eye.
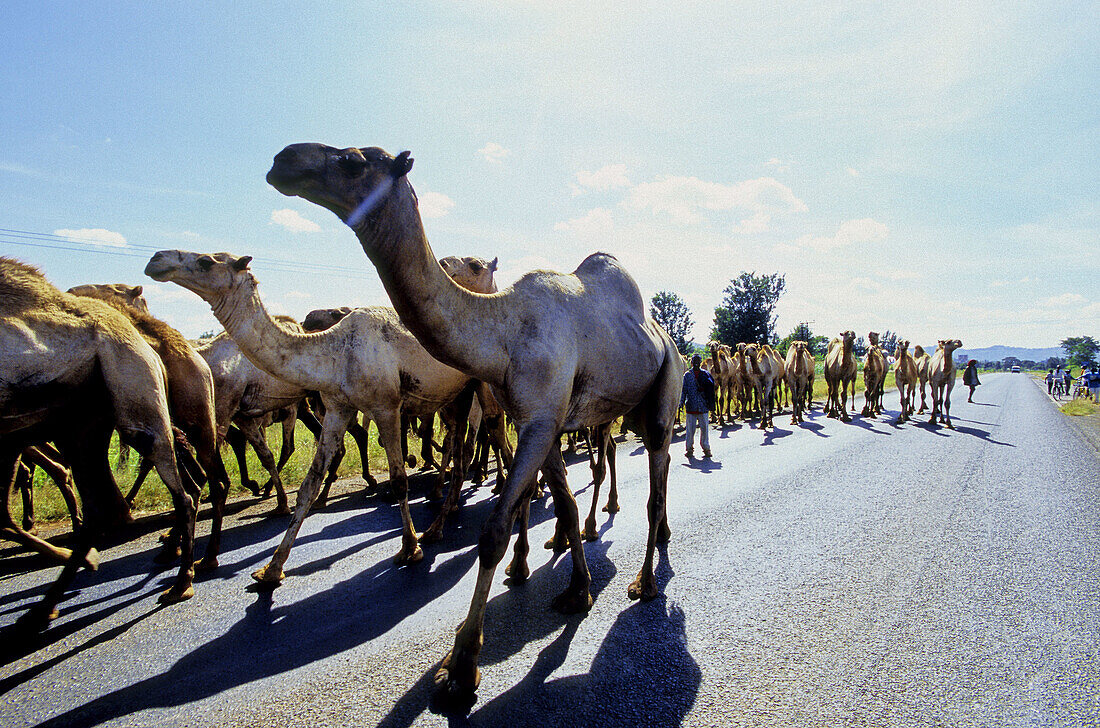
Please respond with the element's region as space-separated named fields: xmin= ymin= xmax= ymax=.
xmin=336 ymin=152 xmax=368 ymax=176
xmin=197 ymin=256 xmax=215 ymax=271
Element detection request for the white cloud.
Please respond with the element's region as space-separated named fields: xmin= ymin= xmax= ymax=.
xmin=766 ymin=158 xmax=794 ymax=172
xmin=54 ymin=227 xmax=127 ymax=248
xmin=418 ymin=190 xmax=456 ymax=219
xmin=1040 ymin=293 xmax=1087 ymax=308
xmin=846 ymin=167 xmax=860 ymax=177
xmin=284 ymin=290 xmax=311 ymax=300
xmin=797 ymin=218 xmax=888 ymax=251
xmin=554 ymin=208 xmax=615 ymax=240
xmin=623 ymin=175 xmax=806 ymax=227
xmin=270 ymin=209 xmax=321 ymax=233
xmin=479 ymin=142 xmax=510 ymax=164
xmin=571 ymin=164 xmax=630 ymax=195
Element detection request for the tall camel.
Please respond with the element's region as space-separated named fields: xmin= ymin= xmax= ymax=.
xmin=824 ymin=331 xmax=857 ymax=421
xmin=893 ymin=340 xmax=919 ymax=423
xmin=707 ymin=342 xmax=736 ymax=425
xmin=266 ymin=143 xmax=683 ymax=703
xmin=145 ymin=250 xmax=474 ymax=576
xmin=784 ymin=341 xmax=814 ymax=425
xmin=68 ymin=284 xmax=232 ymax=570
xmin=0 ymin=258 xmax=197 ymax=630
xmin=861 ymin=331 xmax=887 ymax=419
xmin=928 ymin=339 xmax=963 ymax=428
xmin=913 ymin=344 xmax=932 ymax=414
xmin=743 ymin=343 xmax=782 ymax=429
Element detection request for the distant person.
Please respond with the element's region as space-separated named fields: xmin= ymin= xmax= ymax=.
xmin=1087 ymin=368 xmax=1100 ymax=403
xmin=1063 ymin=368 xmax=1074 ymax=397
xmin=963 ymin=360 xmax=981 ymax=403
xmin=1046 ymin=369 xmax=1055 ymax=395
xmin=680 ymin=353 xmax=714 ymax=459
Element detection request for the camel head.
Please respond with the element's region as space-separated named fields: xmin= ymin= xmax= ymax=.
xmin=742 ymin=343 xmax=759 ymax=363
xmin=266 ymin=143 xmax=413 ymax=226
xmin=938 ymin=339 xmax=963 ymax=356
xmin=144 ymin=250 xmax=253 ymax=306
xmin=440 ymin=256 xmax=499 ymax=294
xmin=790 ymin=340 xmax=807 ymax=355
xmin=841 ymin=330 xmax=856 ymax=348
xmin=868 ymin=331 xmax=880 ymax=346
xmin=302 ymin=306 xmax=354 ymax=333
xmin=895 ymin=340 xmax=910 ymax=358
xmin=67 ymin=283 xmax=149 ymax=313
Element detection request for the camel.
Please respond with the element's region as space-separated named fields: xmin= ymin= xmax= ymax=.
xmin=762 ymin=344 xmax=786 ymax=416
xmin=196 ymin=321 xmax=316 ymax=514
xmin=145 ymin=250 xmax=475 ymax=578
xmin=266 ymin=142 xmax=683 ymax=703
xmin=892 ymin=340 xmax=919 ymax=423
xmin=861 ymin=331 xmax=887 ymax=418
xmin=784 ymin=341 xmax=814 ymax=425
xmin=824 ymin=331 xmax=857 ymax=421
xmin=68 ymin=284 xmax=232 ymax=570
xmin=742 ymin=343 xmax=782 ymax=429
xmin=928 ymin=339 xmax=963 ymax=428
xmin=0 ymin=258 xmax=197 ymax=630
xmin=731 ymin=345 xmax=753 ymax=420
xmin=707 ymin=342 xmax=737 ymax=425
xmin=913 ymin=344 xmax=932 ymax=414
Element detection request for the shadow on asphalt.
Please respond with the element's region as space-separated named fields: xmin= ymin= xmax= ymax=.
xmin=371 ymin=542 xmax=700 ymax=727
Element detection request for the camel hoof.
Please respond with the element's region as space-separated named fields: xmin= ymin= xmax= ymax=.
xmin=602 ymin=502 xmax=620 ymax=514
xmin=394 ymin=545 xmax=424 ymax=566
xmin=543 ymin=535 xmax=568 ymax=552
xmin=581 ymin=528 xmax=599 ymax=542
xmin=243 ymin=480 xmax=262 ymax=498
xmin=551 ymin=587 xmax=593 ymax=614
xmin=433 ymin=655 xmax=479 ymax=712
xmin=627 ymin=575 xmax=659 ymax=602
xmin=153 ymin=545 xmax=181 ymax=564
xmin=504 ymin=557 xmax=530 ymax=583
xmin=251 ymin=564 xmax=285 ymax=584
xmin=158 ymin=530 xmax=174 ymax=544
xmin=158 ymin=584 xmax=195 ymax=605
xmin=271 ymin=503 xmax=292 ymax=517
xmin=946 ymin=423 xmax=955 ymax=430
xmin=83 ymin=547 xmax=100 ymax=571
xmin=194 ymin=556 xmax=219 ymax=573
xmin=420 ymin=526 xmax=443 ymax=544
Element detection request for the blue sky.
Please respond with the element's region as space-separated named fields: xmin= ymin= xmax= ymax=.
xmin=1 ymin=2 xmax=1096 ymax=348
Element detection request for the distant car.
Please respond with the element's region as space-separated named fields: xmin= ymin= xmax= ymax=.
xmin=1011 ymin=366 xmax=1021 ymax=373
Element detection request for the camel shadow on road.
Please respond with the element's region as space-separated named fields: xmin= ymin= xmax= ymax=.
xmin=375 ymin=541 xmax=700 ymax=727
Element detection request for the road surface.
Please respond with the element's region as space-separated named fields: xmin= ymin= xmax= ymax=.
xmin=1 ymin=373 xmax=1097 ymax=727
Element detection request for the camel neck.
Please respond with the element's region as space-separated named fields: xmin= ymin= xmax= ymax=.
xmin=354 ymin=182 xmax=501 ymax=382
xmin=210 ymin=275 xmax=333 ymax=392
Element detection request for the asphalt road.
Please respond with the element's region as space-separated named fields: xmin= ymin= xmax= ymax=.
xmin=1 ymin=373 xmax=1097 ymax=727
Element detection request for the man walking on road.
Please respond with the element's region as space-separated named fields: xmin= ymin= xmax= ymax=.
xmin=681 ymin=353 xmax=715 ymax=459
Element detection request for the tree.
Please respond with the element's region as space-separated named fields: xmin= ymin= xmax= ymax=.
xmin=649 ymin=291 xmax=694 ymax=355
xmin=711 ymin=272 xmax=786 ymax=346
xmin=1061 ymin=336 xmax=1099 ymax=368
xmin=778 ymin=321 xmax=829 ymax=357
xmin=878 ymin=330 xmax=899 ymax=355
xmin=853 ymin=335 xmax=868 ymax=357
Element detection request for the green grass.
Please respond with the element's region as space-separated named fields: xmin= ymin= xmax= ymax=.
xmin=13 ymin=421 xmax=443 ymax=527
xmin=1060 ymin=399 xmax=1099 ymax=416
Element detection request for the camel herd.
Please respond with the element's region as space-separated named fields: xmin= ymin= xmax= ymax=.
xmin=0 ymin=143 xmax=965 ymax=707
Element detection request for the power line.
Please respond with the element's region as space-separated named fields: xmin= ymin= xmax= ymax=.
xmin=0 ymin=227 xmax=377 ymax=280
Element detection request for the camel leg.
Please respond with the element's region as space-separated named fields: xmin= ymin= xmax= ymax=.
xmin=581 ymin=430 xmax=605 ymax=542
xmin=418 ymin=415 xmax=438 ymax=468
xmin=16 ymin=459 xmax=36 ymax=533
xmin=435 ymin=421 xmax=571 ymax=704
xmin=347 ymin=417 xmax=377 ymax=484
xmin=124 ymin=456 xmax=155 ymax=505
xmin=944 ymin=387 xmax=954 ymax=429
xmin=225 ymin=426 xmax=261 ymax=497
xmin=603 ymin=430 xmax=619 ymax=513
xmin=504 ymin=484 xmax=532 ymax=582
xmin=628 ymin=358 xmax=677 ymax=602
xmin=373 ymin=409 xmax=424 ymax=565
xmin=839 ymin=380 xmax=852 ymax=422
xmin=421 ymin=385 xmax=476 ymax=543
xmin=26 ymin=444 xmax=83 ymax=529
xmin=252 ymin=402 xmax=355 ymax=584
xmin=238 ymin=418 xmax=289 ymax=515
xmin=276 ymin=410 xmax=297 ymax=471
xmin=0 ymin=452 xmax=82 ymax=565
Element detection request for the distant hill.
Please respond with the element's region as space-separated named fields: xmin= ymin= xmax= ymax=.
xmin=938 ymin=345 xmax=1064 ymax=362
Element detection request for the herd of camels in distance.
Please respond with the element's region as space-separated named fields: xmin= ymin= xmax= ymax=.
xmin=0 ymin=143 xmax=966 ymax=706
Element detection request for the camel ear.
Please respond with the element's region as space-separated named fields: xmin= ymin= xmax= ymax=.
xmin=232 ymin=255 xmax=252 ymax=272
xmin=130 ymin=285 xmax=143 ymax=296
xmin=390 ymin=150 xmax=414 ymax=178
xmin=489 ymin=257 xmax=498 ymax=273
xmin=197 ymin=255 xmax=216 ymax=271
